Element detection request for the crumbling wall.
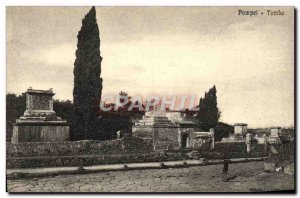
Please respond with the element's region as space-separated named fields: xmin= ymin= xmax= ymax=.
xmin=7 ymin=137 xmax=153 ymax=158
xmin=153 ymin=127 xmax=180 ymax=151
xmin=132 ymin=126 xmax=154 ymax=138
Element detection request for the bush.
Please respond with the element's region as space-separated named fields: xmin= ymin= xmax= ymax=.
xmin=214 ymin=122 xmax=233 ymax=141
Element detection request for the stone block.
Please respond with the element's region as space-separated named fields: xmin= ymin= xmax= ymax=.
xmin=11 ymin=88 xmax=70 ymax=143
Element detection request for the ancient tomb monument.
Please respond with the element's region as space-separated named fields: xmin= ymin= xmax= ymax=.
xmin=132 ymin=108 xmax=176 ymax=138
xmin=221 ymin=123 xmax=248 ymax=142
xmin=11 ymin=88 xmax=70 ymax=143
xmin=268 ymin=127 xmax=282 ymax=144
xmin=132 ymin=104 xmax=214 ymax=151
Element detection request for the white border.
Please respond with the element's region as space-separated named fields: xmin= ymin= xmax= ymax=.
xmin=1 ymin=0 xmax=298 ymax=197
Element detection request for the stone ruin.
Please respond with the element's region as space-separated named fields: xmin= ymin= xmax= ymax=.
xmin=221 ymin=123 xmax=248 ymax=142
xmin=268 ymin=127 xmax=281 ymax=143
xmin=132 ymin=103 xmax=176 ymax=139
xmin=221 ymin=123 xmax=282 ymax=145
xmin=253 ymin=127 xmax=282 ymax=144
xmin=132 ymin=105 xmax=179 ymax=150
xmin=219 ymin=123 xmax=287 ymax=157
xmin=132 ymin=104 xmax=214 ymax=151
xmin=11 ymin=88 xmax=70 ymax=143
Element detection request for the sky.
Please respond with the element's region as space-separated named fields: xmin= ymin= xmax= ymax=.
xmin=6 ymin=6 xmax=294 ymax=128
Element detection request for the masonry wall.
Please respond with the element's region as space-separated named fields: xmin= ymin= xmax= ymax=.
xmin=211 ymin=141 xmax=266 ymax=158
xmin=7 ymin=137 xmax=153 ymax=158
xmin=6 ymin=137 xmax=158 ymax=168
xmin=12 ymin=125 xmax=69 ymax=143
xmin=7 ymin=151 xmax=189 ymax=169
xmin=132 ymin=126 xmax=154 ymax=138
xmin=153 ymin=127 xmax=180 ymax=151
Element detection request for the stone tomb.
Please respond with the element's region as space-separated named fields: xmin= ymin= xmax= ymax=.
xmin=270 ymin=127 xmax=281 ymax=138
xmin=234 ymin=123 xmax=248 ymax=136
xmin=221 ymin=123 xmax=247 ymax=142
xmin=268 ymin=127 xmax=282 ymax=144
xmin=132 ymin=108 xmax=180 ymax=150
xmin=133 ymin=107 xmax=214 ymax=151
xmin=11 ymin=88 xmax=70 ymax=143
xmin=132 ymin=107 xmax=175 ymax=139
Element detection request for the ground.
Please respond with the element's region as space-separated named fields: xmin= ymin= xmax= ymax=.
xmin=7 ymin=161 xmax=294 ymax=192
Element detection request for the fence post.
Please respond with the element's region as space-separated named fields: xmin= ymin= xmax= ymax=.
xmin=263 ymin=133 xmax=268 ymax=155
xmin=246 ymin=133 xmax=251 ymax=154
xmin=209 ymin=128 xmax=215 ymax=150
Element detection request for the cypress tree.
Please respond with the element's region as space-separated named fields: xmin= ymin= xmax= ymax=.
xmin=73 ymin=6 xmax=103 ymax=140
xmin=198 ymin=85 xmax=219 ymax=130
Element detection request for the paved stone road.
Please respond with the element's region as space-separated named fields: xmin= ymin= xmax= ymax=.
xmin=7 ymin=161 xmax=294 ymax=192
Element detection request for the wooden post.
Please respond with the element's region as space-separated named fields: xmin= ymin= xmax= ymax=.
xmin=223 ymin=160 xmax=229 ymax=182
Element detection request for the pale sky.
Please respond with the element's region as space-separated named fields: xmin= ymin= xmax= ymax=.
xmin=6 ymin=6 xmax=294 ymax=128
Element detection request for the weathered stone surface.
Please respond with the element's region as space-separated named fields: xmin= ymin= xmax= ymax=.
xmin=7 ymin=138 xmax=153 ymax=158
xmin=133 ymin=109 xmax=213 ymax=151
xmin=221 ymin=123 xmax=247 ymax=142
xmin=11 ymin=88 xmax=70 ymax=143
xmin=7 ymin=161 xmax=294 ymax=192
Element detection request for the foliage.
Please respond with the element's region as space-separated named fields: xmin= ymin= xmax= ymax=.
xmin=53 ymin=100 xmax=74 ymax=121
xmin=214 ymin=122 xmax=234 ymax=141
xmin=6 ymin=91 xmax=143 ymax=142
xmin=97 ymin=91 xmax=145 ymax=140
xmin=6 ymin=93 xmax=26 ymax=141
xmin=197 ymin=85 xmax=220 ymax=131
xmin=73 ymin=7 xmax=103 ymax=140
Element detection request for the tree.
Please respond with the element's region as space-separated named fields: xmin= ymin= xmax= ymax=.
xmin=73 ymin=6 xmax=103 ymax=140
xmin=198 ymin=85 xmax=220 ymax=130
xmin=214 ymin=122 xmax=233 ymax=141
xmin=116 ymin=91 xmax=131 ymax=111
xmin=6 ymin=93 xmax=26 ymax=141
xmin=53 ymin=100 xmax=74 ymax=121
